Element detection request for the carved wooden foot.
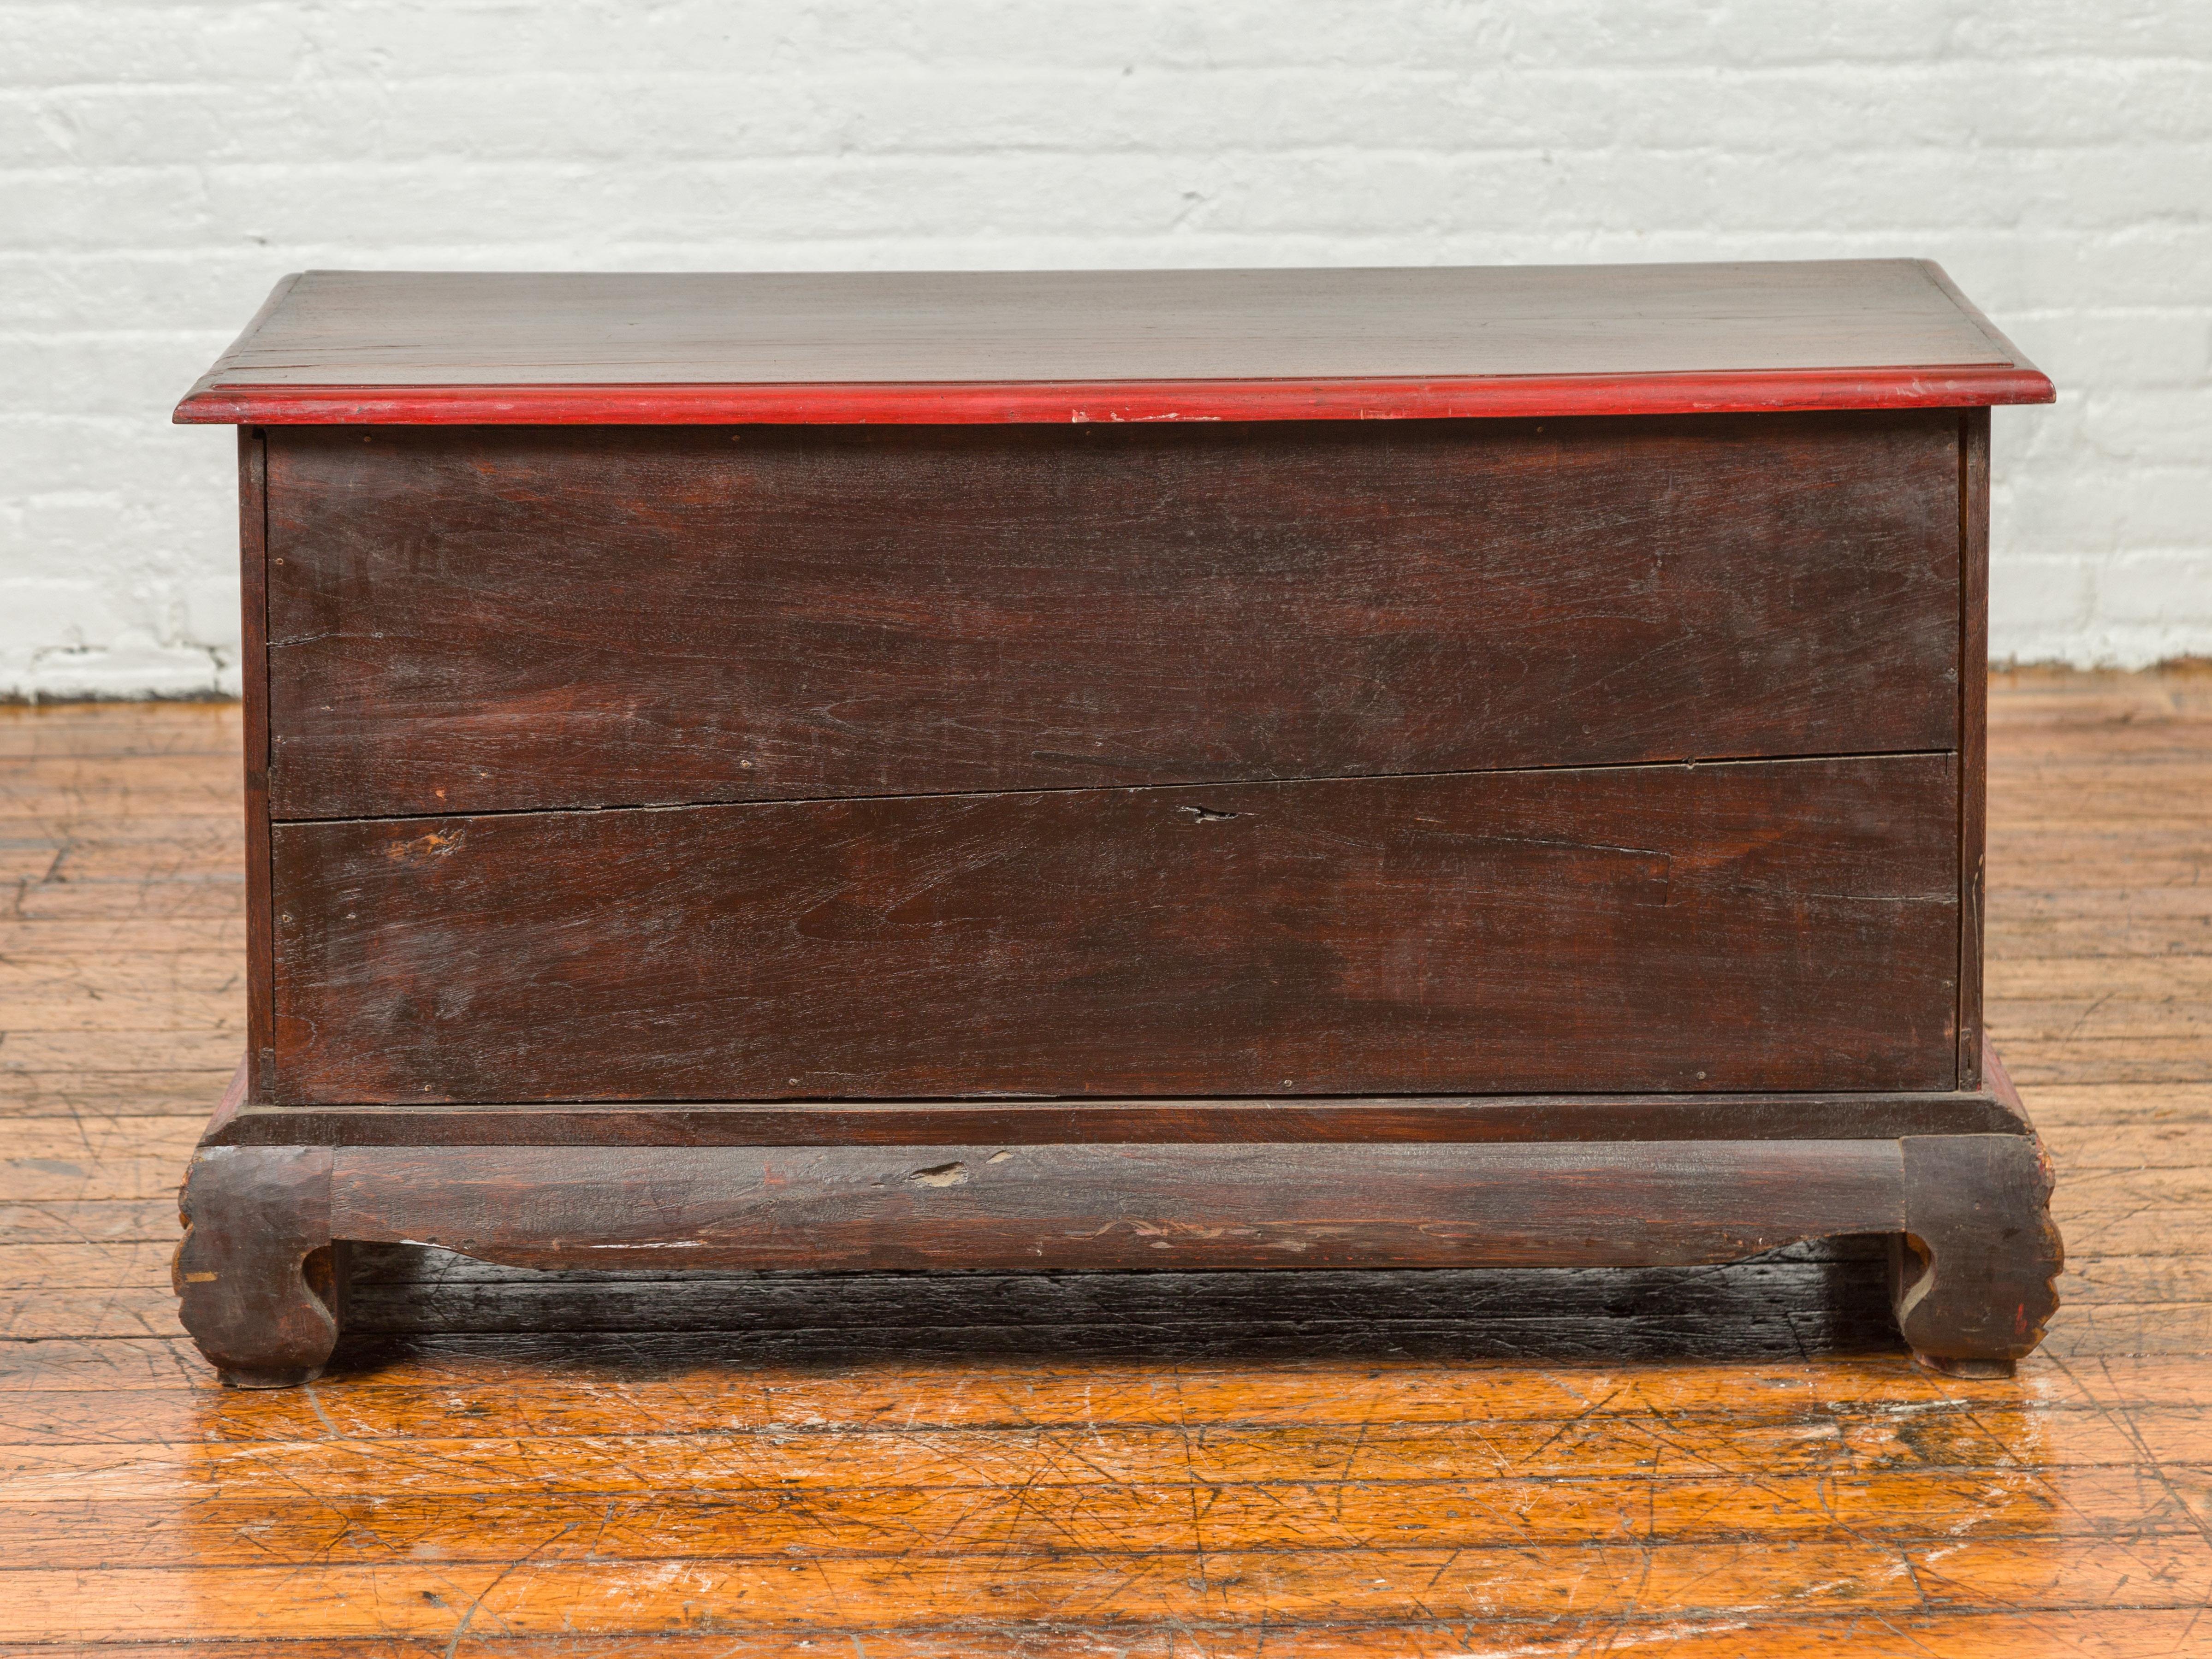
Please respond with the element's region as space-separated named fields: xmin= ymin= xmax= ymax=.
xmin=1892 ymin=1134 xmax=2064 ymax=1377
xmin=173 ymin=1145 xmax=340 ymax=1388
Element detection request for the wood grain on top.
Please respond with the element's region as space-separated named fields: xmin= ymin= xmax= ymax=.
xmin=175 ymin=260 xmax=2053 ymax=425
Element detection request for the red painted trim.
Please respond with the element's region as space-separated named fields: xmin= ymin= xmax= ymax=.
xmin=175 ymin=363 xmax=2055 ymax=427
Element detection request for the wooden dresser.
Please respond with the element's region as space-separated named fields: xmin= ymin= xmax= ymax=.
xmin=172 ymin=261 xmax=2061 ymax=1386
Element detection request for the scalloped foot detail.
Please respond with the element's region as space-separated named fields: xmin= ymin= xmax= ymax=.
xmin=174 ymin=1145 xmax=339 ymax=1389
xmin=1891 ymin=1133 xmax=2064 ymax=1371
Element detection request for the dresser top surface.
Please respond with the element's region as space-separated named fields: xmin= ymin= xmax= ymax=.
xmin=176 ymin=259 xmax=2052 ymax=426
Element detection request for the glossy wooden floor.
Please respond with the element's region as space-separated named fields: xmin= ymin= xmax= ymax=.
xmin=2 ymin=673 xmax=2208 ymax=1656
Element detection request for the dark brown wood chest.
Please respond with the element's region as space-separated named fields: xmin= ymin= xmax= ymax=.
xmin=172 ymin=261 xmax=2061 ymax=1385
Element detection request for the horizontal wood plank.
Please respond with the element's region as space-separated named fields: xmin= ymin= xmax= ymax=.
xmin=27 ymin=1405 xmax=2199 ymax=1500
xmin=0 ymin=1613 xmax=2201 ymax=1659
xmin=308 ymin=1139 xmax=1904 ymax=1272
xmin=270 ymin=755 xmax=1960 ymax=1102
xmin=265 ymin=413 xmax=1962 ymax=818
xmin=6 ymin=1538 xmax=2207 ymax=1642
xmin=0 ymin=1465 xmax=2193 ymax=1572
xmin=1 ymin=1348 xmax=2192 ymax=1439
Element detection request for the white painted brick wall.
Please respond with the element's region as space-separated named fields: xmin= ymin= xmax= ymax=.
xmin=4 ymin=0 xmax=2207 ymax=696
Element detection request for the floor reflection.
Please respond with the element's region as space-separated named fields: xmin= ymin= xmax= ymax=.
xmin=145 ymin=1242 xmax=2117 ymax=1645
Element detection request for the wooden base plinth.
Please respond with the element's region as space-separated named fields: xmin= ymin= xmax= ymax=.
xmin=175 ymin=1058 xmax=2064 ymax=1389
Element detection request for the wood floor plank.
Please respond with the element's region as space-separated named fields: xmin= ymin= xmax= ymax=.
xmin=0 ymin=1610 xmax=2204 ymax=1658
xmin=0 ymin=704 xmax=239 ymax=764
xmin=1987 ymin=926 xmax=2212 ymax=961
xmin=0 ymin=1241 xmax=180 ymax=1288
xmin=1987 ymin=999 xmax=2212 ymax=1042
xmin=1983 ymin=804 xmax=2212 ymax=835
xmin=0 ymin=1612 xmax=2202 ymax=1659
xmin=1986 ymin=1041 xmax=2212 ymax=1087
xmin=0 ymin=1031 xmax=248 ymax=1072
xmin=2040 ymin=1304 xmax=2212 ymax=1357
xmin=0 ymin=835 xmax=238 ymax=882
xmin=0 ymin=1154 xmax=206 ymax=1203
xmin=0 ymin=1354 xmax=2182 ymax=1444
xmin=0 ymin=757 xmax=247 ymax=806
xmin=6 ymin=1408 xmax=2204 ymax=1505
xmin=4 ymin=882 xmax=248 ymax=924
xmin=15 ymin=1344 xmax=2212 ymax=1410
xmin=0 ymin=1286 xmax=183 ymax=1340
xmin=0 ymin=1463 xmax=2198 ymax=1572
xmin=2034 ymin=1121 xmax=2212 ymax=1171
xmin=1982 ymin=856 xmax=2212 ymax=890
xmin=2058 ymin=1257 xmax=2212 ymax=1306
xmin=2052 ymin=1168 xmax=2212 ymax=1250
xmin=0 ymin=1200 xmax=187 ymax=1246
xmin=0 ymin=955 xmax=246 ymax=996
xmin=1988 ymin=959 xmax=2212 ymax=998
xmin=0 ymin=817 xmax=241 ymax=857
xmin=0 ymin=994 xmax=246 ymax=1034
xmin=6 ymin=1538 xmax=2212 ymax=1642
xmin=2018 ymin=1083 xmax=2212 ymax=1118
xmin=0 ymin=1068 xmax=235 ymax=1117
xmin=0 ymin=1118 xmax=206 ymax=1162
xmin=0 ymin=1339 xmax=211 ymax=1393
xmin=0 ymin=927 xmax=248 ymax=965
